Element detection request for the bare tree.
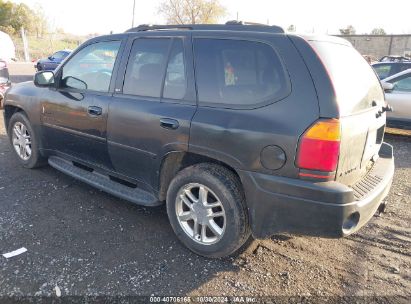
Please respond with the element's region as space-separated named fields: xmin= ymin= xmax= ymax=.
xmin=371 ymin=28 xmax=386 ymax=35
xmin=287 ymin=25 xmax=296 ymax=32
xmin=158 ymin=0 xmax=226 ymax=24
xmin=339 ymin=25 xmax=356 ymax=35
xmin=33 ymin=4 xmax=48 ymax=38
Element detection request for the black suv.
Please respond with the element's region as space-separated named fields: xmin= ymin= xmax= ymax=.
xmin=3 ymin=23 xmax=394 ymax=257
xmin=372 ymin=61 xmax=411 ymax=79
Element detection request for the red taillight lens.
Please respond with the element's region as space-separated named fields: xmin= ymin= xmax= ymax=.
xmin=296 ymin=119 xmax=341 ymax=172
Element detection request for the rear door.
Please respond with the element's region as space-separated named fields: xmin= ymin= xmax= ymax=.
xmin=308 ymin=40 xmax=386 ymax=185
xmin=385 ymin=72 xmax=411 ymax=121
xmin=107 ymin=34 xmax=197 ymax=189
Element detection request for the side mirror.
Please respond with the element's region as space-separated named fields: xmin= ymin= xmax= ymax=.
xmin=382 ymin=82 xmax=394 ymax=92
xmin=34 ymin=71 xmax=55 ymax=87
xmin=48 ymin=56 xmax=53 ymax=60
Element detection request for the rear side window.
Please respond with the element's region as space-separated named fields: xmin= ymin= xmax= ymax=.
xmin=123 ymin=38 xmax=170 ymax=98
xmin=194 ymin=38 xmax=289 ymax=107
xmin=398 ymin=63 xmax=411 ymax=73
xmin=163 ymin=39 xmax=187 ymax=99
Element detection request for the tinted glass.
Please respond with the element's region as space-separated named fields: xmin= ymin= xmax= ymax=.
xmin=194 ymin=39 xmax=289 ymax=106
xmin=52 ymin=51 xmax=65 ymax=60
xmin=373 ymin=64 xmax=392 ymax=79
xmin=123 ymin=38 xmax=170 ymax=97
xmin=61 ymin=41 xmax=120 ymax=92
xmin=310 ymin=41 xmax=384 ymax=115
xmin=163 ymin=39 xmax=186 ymax=99
xmin=398 ymin=63 xmax=411 ymax=73
xmin=390 ymin=74 xmax=411 ymax=92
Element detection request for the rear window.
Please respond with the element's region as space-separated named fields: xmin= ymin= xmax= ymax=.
xmin=193 ymin=38 xmax=290 ymax=108
xmin=310 ymin=41 xmax=384 ymax=115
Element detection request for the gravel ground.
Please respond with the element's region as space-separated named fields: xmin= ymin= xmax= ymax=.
xmin=0 ymin=64 xmax=410 ymax=302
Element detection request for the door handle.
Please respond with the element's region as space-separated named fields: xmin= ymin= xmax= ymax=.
xmin=160 ymin=118 xmax=179 ymax=130
xmin=88 ymin=106 xmax=102 ymax=116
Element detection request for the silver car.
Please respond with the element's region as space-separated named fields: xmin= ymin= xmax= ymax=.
xmin=382 ymin=69 xmax=411 ymax=129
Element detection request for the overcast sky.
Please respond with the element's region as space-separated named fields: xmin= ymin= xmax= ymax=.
xmin=14 ymin=0 xmax=411 ymax=35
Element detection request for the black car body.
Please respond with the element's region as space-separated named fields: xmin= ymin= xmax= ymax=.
xmin=3 ymin=23 xmax=394 ymax=257
xmin=372 ymin=61 xmax=411 ymax=80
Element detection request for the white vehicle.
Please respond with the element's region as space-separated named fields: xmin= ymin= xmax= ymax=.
xmin=0 ymin=31 xmax=16 ymax=62
xmin=382 ymin=69 xmax=411 ymax=129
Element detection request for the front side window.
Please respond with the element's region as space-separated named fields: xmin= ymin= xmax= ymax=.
xmin=389 ymin=74 xmax=411 ymax=92
xmin=61 ymin=41 xmax=121 ymax=92
xmin=194 ymin=38 xmax=289 ymax=107
xmin=123 ymin=38 xmax=170 ymax=98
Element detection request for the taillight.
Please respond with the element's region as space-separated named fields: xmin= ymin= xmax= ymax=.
xmin=296 ymin=119 xmax=341 ymax=172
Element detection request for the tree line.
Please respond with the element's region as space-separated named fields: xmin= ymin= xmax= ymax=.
xmin=0 ymin=0 xmax=48 ymax=37
xmin=339 ymin=25 xmax=387 ymax=35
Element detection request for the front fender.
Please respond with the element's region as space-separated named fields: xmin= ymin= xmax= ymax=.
xmin=3 ymin=81 xmax=45 ymax=150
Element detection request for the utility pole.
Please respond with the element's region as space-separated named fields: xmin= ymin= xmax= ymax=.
xmin=132 ymin=0 xmax=136 ymax=28
xmin=21 ymin=27 xmax=30 ymax=62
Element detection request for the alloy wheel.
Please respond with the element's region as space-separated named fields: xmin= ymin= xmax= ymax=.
xmin=175 ymin=183 xmax=226 ymax=245
xmin=12 ymin=122 xmax=32 ymax=161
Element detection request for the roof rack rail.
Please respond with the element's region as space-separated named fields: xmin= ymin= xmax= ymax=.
xmin=225 ymin=20 xmax=266 ymax=26
xmin=126 ymin=22 xmax=284 ymax=34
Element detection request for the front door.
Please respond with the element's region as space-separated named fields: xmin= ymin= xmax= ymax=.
xmin=41 ymin=39 xmax=123 ymax=168
xmin=107 ymin=35 xmax=197 ymax=189
xmin=386 ymin=72 xmax=411 ymax=122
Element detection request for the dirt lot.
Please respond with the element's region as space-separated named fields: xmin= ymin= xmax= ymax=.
xmin=0 ymin=65 xmax=410 ymax=302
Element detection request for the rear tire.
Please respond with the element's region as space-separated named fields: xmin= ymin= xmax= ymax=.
xmin=166 ymin=163 xmax=250 ymax=258
xmin=8 ymin=112 xmax=45 ymax=168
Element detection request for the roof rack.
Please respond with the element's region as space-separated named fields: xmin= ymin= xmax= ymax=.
xmin=126 ymin=21 xmax=284 ymax=34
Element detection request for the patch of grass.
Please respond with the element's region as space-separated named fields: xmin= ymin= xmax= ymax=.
xmin=12 ymin=34 xmax=85 ymax=61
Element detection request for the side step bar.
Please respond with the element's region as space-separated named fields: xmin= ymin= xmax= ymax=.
xmin=48 ymin=156 xmax=161 ymax=207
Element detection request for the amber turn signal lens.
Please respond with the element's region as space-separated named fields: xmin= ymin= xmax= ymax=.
xmin=304 ymin=119 xmax=341 ymax=141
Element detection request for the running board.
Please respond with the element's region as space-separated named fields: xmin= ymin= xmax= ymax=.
xmin=48 ymin=156 xmax=161 ymax=207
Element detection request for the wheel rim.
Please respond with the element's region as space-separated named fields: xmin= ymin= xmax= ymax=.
xmin=175 ymin=183 xmax=226 ymax=245
xmin=12 ymin=122 xmax=32 ymax=161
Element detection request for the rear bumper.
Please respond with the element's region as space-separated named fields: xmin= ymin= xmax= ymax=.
xmin=240 ymin=142 xmax=394 ymax=238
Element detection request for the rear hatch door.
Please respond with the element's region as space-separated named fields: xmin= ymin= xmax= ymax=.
xmin=308 ymin=40 xmax=386 ymax=186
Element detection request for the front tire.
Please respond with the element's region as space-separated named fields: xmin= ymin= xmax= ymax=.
xmin=166 ymin=163 xmax=250 ymax=258
xmin=8 ymin=112 xmax=45 ymax=168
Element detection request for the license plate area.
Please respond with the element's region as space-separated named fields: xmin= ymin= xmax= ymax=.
xmin=361 ymin=124 xmax=385 ymax=168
